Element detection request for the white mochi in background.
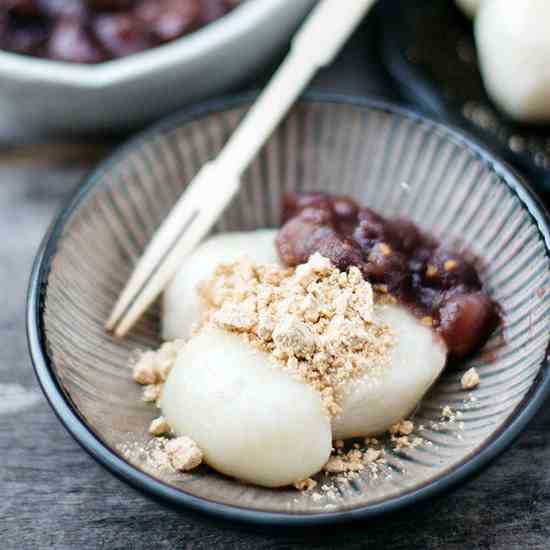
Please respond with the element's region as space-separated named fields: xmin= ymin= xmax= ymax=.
xmin=162 ymin=230 xmax=280 ymax=341
xmin=455 ymin=0 xmax=481 ymax=19
xmin=475 ymin=0 xmax=550 ymax=123
xmin=332 ymin=305 xmax=447 ymax=440
xmin=161 ymin=326 xmax=332 ymax=488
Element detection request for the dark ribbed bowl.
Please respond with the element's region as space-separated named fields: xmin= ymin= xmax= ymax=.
xmin=28 ymin=95 xmax=550 ymax=526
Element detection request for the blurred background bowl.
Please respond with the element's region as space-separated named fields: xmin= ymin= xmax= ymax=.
xmin=28 ymin=95 xmax=550 ymax=525
xmin=0 ymin=0 xmax=315 ymax=134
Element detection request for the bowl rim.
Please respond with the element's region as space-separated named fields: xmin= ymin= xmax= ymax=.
xmin=27 ymin=92 xmax=550 ymax=527
xmin=0 ymin=0 xmax=301 ymax=87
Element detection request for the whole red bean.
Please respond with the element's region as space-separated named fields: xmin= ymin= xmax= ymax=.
xmin=0 ymin=0 xmax=237 ymax=62
xmin=92 ymin=13 xmax=151 ymax=57
xmin=439 ymin=292 xmax=498 ymax=358
xmin=136 ymin=0 xmax=201 ymax=43
xmin=48 ymin=18 xmax=105 ymax=63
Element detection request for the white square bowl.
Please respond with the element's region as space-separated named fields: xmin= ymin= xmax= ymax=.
xmin=0 ymin=0 xmax=315 ymax=134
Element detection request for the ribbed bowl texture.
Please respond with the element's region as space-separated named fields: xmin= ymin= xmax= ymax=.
xmin=38 ymin=97 xmax=550 ymax=517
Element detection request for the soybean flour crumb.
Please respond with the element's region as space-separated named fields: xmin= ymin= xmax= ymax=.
xmin=119 ymin=435 xmax=203 ymax=475
xmin=293 ymin=478 xmax=317 ymax=491
xmin=389 ymin=419 xmax=425 ymax=450
xmin=461 ymin=367 xmax=480 ymax=390
xmin=200 ymin=253 xmax=395 ymax=416
xmin=118 ymin=437 xmax=175 ymax=475
xmin=126 ymin=341 xmax=204 ymax=475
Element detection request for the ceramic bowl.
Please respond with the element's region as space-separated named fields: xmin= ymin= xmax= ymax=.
xmin=28 ymin=95 xmax=550 ymax=525
xmin=0 ymin=0 xmax=314 ymax=134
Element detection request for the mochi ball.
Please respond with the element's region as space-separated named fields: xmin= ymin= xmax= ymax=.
xmin=332 ymin=304 xmax=447 ymax=439
xmin=475 ymin=0 xmax=550 ymax=122
xmin=162 ymin=230 xmax=280 ymax=341
xmin=161 ymin=326 xmax=332 ymax=488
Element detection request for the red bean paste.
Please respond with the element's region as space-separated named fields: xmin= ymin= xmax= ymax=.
xmin=276 ymin=192 xmax=499 ymax=359
xmin=0 ymin=0 xmax=239 ymax=63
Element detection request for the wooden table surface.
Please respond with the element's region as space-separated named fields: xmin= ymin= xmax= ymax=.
xmin=2 ymin=12 xmax=550 ymax=550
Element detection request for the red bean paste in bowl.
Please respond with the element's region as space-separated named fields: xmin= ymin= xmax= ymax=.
xmin=0 ymin=0 xmax=240 ymax=63
xmin=276 ymin=192 xmax=499 ymax=359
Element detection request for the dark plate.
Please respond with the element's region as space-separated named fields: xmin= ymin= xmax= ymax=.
xmin=378 ymin=0 xmax=550 ymax=197
xmin=27 ymin=94 xmax=550 ymax=525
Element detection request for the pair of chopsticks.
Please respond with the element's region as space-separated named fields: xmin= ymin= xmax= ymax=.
xmin=106 ymin=0 xmax=376 ymax=338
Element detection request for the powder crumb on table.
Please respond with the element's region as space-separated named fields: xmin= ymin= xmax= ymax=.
xmin=461 ymin=367 xmax=480 ymax=390
xmin=166 ymin=436 xmax=203 ymax=472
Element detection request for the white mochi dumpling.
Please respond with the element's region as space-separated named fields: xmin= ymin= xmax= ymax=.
xmin=475 ymin=0 xmax=550 ymax=122
xmin=162 ymin=230 xmax=280 ymax=341
xmin=161 ymin=326 xmax=332 ymax=488
xmin=332 ymin=305 xmax=447 ymax=440
xmin=455 ymin=0 xmax=481 ymax=19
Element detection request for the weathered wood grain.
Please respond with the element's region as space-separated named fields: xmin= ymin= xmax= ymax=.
xmin=1 ymin=14 xmax=549 ymax=550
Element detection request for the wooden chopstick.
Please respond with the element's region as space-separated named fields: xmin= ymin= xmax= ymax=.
xmin=107 ymin=0 xmax=376 ymax=338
